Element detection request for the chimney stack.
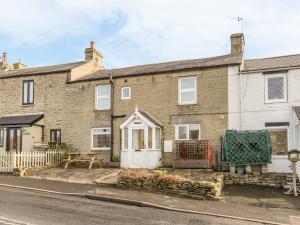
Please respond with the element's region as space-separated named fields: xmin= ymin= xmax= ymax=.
xmin=84 ymin=41 xmax=104 ymax=68
xmin=230 ymin=33 xmax=244 ymax=56
xmin=2 ymin=52 xmax=7 ymax=65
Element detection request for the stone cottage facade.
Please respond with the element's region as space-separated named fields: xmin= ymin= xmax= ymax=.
xmin=0 ymin=34 xmax=243 ymax=169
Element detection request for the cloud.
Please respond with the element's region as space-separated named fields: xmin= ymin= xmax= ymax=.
xmin=0 ymin=0 xmax=300 ymax=67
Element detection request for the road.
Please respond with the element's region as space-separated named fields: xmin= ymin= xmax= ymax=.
xmin=0 ymin=187 xmax=265 ymax=225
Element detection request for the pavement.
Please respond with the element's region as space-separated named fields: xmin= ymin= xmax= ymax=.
xmin=0 ymin=186 xmax=264 ymax=225
xmin=27 ymin=167 xmax=120 ymax=185
xmin=0 ymin=175 xmax=299 ymax=224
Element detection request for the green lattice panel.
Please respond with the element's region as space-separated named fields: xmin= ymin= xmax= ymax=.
xmin=223 ymin=130 xmax=272 ymax=166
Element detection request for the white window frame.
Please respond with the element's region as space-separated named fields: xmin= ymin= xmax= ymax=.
xmin=121 ymin=87 xmax=131 ymax=100
xmin=264 ymin=73 xmax=287 ymax=103
xmin=91 ymin=127 xmax=111 ymax=150
xmin=96 ymin=85 xmax=111 ymax=110
xmin=178 ymin=76 xmax=197 ymax=105
xmin=175 ymin=124 xmax=201 ymax=140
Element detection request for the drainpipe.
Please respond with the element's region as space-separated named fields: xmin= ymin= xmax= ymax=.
xmin=109 ymin=74 xmax=114 ymax=161
xmin=239 ymin=66 xmax=243 ymax=130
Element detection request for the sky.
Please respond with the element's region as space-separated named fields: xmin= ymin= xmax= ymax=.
xmin=0 ymin=0 xmax=300 ymax=69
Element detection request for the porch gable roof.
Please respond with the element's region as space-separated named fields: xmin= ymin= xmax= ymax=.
xmin=120 ymin=107 xmax=163 ymax=129
xmin=0 ymin=114 xmax=44 ymax=127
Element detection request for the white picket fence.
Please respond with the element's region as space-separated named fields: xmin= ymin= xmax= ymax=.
xmin=0 ymin=150 xmax=65 ymax=173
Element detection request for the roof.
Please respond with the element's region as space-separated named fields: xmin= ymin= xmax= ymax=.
xmin=244 ymin=54 xmax=300 ymax=72
xmin=72 ymin=54 xmax=242 ymax=82
xmin=139 ymin=111 xmax=163 ymax=127
xmin=0 ymin=114 xmax=44 ymax=127
xmin=0 ymin=61 xmax=87 ymax=79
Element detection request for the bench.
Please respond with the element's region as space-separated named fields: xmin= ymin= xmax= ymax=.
xmin=64 ymin=152 xmax=103 ymax=169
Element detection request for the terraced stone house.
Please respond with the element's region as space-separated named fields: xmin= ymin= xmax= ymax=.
xmin=0 ymin=34 xmax=244 ymax=169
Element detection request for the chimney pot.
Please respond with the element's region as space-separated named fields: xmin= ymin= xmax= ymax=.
xmin=90 ymin=41 xmax=95 ymax=49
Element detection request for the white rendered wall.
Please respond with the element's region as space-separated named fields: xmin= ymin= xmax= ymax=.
xmin=228 ymin=67 xmax=300 ymax=174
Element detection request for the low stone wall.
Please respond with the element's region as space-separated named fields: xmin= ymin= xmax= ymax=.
xmin=224 ymin=172 xmax=298 ymax=189
xmin=117 ymin=170 xmax=223 ymax=200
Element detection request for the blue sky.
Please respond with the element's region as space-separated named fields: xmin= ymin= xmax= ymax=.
xmin=1 ymin=0 xmax=300 ymax=69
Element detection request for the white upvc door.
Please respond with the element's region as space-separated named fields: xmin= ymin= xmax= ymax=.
xmin=127 ymin=123 xmax=148 ymax=168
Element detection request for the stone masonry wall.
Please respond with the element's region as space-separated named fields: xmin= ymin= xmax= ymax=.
xmin=0 ymin=65 xmax=229 ymax=165
xmin=224 ymin=172 xmax=299 ymax=189
xmin=113 ymin=67 xmax=229 ymax=166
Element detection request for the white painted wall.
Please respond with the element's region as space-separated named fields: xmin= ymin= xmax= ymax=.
xmin=228 ymin=67 xmax=300 ymax=175
xmin=0 ymin=126 xmax=42 ymax=152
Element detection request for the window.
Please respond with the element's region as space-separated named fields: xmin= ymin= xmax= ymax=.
xmin=155 ymin=127 xmax=161 ymax=149
xmin=265 ymin=74 xmax=287 ymax=103
xmin=148 ymin=127 xmax=152 ymax=149
xmin=0 ymin=129 xmax=3 ymax=147
xmin=50 ymin=129 xmax=61 ymax=144
xmin=178 ymin=77 xmax=197 ymax=105
xmin=92 ymin=128 xmax=111 ymax=150
xmin=96 ymin=85 xmax=111 ymax=110
xmin=176 ymin=124 xmax=200 ymax=140
xmin=23 ymin=80 xmax=34 ymax=105
xmin=123 ymin=128 xmax=128 ymax=149
xmin=121 ymin=87 xmax=131 ymax=100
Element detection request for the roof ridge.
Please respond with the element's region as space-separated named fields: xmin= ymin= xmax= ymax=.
xmin=245 ymin=53 xmax=300 ymax=62
xmin=12 ymin=60 xmax=86 ymax=71
xmin=106 ymin=54 xmax=233 ymax=71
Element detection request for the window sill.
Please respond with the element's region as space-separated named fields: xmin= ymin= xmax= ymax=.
xmin=177 ymin=103 xmax=198 ymax=106
xmin=91 ymin=148 xmax=110 ymax=151
xmin=264 ymin=100 xmax=288 ymax=104
xmin=21 ymin=104 xmax=35 ymax=108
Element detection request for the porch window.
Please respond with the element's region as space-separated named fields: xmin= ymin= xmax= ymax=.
xmin=92 ymin=128 xmax=111 ymax=150
xmin=0 ymin=129 xmax=3 ymax=147
xmin=96 ymin=85 xmax=111 ymax=110
xmin=155 ymin=127 xmax=161 ymax=149
xmin=178 ymin=77 xmax=197 ymax=105
xmin=121 ymin=87 xmax=131 ymax=100
xmin=23 ymin=80 xmax=34 ymax=105
xmin=148 ymin=127 xmax=152 ymax=149
xmin=124 ymin=128 xmax=128 ymax=149
xmin=50 ymin=129 xmax=61 ymax=144
xmin=265 ymin=74 xmax=287 ymax=103
xmin=176 ymin=124 xmax=200 ymax=140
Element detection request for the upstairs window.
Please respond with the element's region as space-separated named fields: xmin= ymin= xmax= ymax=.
xmin=178 ymin=77 xmax=197 ymax=105
xmin=265 ymin=74 xmax=287 ymax=103
xmin=23 ymin=80 xmax=34 ymax=105
xmin=96 ymin=85 xmax=111 ymax=110
xmin=176 ymin=124 xmax=200 ymax=140
xmin=121 ymin=87 xmax=131 ymax=100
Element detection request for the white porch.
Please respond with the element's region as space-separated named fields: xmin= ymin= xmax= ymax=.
xmin=120 ymin=106 xmax=162 ymax=169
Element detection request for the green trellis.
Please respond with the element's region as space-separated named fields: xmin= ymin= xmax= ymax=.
xmin=223 ymin=130 xmax=272 ymax=166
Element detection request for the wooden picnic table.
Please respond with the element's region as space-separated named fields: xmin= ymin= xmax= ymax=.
xmin=64 ymin=152 xmax=103 ymax=169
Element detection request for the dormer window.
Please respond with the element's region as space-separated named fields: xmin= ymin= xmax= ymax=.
xmin=22 ymin=80 xmax=34 ymax=105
